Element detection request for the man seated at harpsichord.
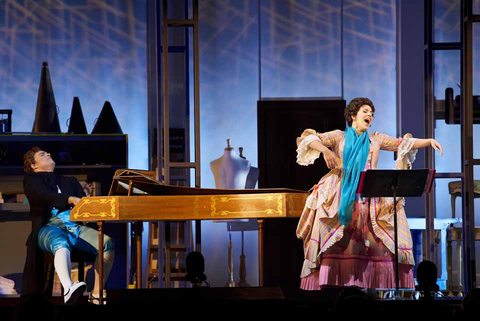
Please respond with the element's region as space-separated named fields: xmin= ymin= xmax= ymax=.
xmin=21 ymin=146 xmax=115 ymax=305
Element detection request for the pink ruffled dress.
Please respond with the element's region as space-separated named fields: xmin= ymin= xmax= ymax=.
xmin=296 ymin=129 xmax=417 ymax=290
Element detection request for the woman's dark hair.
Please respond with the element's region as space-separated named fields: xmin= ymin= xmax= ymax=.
xmin=344 ymin=97 xmax=375 ymax=127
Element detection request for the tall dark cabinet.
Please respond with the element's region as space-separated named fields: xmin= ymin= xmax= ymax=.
xmin=257 ymin=99 xmax=345 ymax=294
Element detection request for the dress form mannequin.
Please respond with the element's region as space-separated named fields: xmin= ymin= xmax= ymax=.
xmin=210 ymin=139 xmax=252 ymax=287
xmin=233 ymin=147 xmax=259 ymax=287
xmin=239 ymin=147 xmax=259 ymax=189
xmin=210 ymin=139 xmax=251 ymax=189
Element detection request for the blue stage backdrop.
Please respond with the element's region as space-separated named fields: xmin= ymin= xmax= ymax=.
xmin=342 ymin=0 xmax=397 ymax=171
xmin=0 ymin=0 xmax=148 ymax=291
xmin=260 ymin=0 xmax=342 ymax=98
xmin=198 ymin=0 xmax=262 ymax=287
xmin=0 ymin=0 xmax=148 ymax=170
xmin=198 ymin=0 xmax=397 ymax=287
xmin=7 ymin=0 xmax=460 ymax=288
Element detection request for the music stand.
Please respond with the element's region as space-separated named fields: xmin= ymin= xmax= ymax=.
xmin=356 ymin=169 xmax=435 ymax=298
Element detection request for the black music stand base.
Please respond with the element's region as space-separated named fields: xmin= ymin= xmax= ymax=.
xmin=356 ymin=169 xmax=434 ymax=299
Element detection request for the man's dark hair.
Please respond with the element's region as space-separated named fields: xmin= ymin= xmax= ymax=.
xmin=344 ymin=97 xmax=375 ymax=127
xmin=23 ymin=146 xmax=42 ymax=173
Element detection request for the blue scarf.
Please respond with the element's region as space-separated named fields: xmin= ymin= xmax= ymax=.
xmin=338 ymin=126 xmax=370 ymax=226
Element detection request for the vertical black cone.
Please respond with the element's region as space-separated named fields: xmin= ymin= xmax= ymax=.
xmin=68 ymin=97 xmax=88 ymax=134
xmin=32 ymin=62 xmax=61 ymax=133
xmin=91 ymin=101 xmax=123 ymax=134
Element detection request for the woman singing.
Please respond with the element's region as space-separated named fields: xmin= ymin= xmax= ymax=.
xmin=296 ymin=97 xmax=443 ymax=290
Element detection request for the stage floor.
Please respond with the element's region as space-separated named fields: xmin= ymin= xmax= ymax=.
xmin=1 ymin=287 xmax=466 ymax=320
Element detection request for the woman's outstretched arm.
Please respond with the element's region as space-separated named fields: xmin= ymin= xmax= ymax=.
xmin=412 ymin=138 xmax=443 ymax=156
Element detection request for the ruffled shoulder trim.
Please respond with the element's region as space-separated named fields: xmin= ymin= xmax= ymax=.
xmin=296 ymin=133 xmax=321 ymax=166
xmin=395 ymin=133 xmax=418 ymax=169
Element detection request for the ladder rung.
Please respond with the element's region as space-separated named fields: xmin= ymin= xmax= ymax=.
xmin=430 ymin=42 xmax=462 ymax=50
xmin=164 ymin=273 xmax=186 ymax=278
xmin=167 ymin=19 xmax=195 ymax=27
xmin=473 ymin=14 xmax=480 ymax=23
xmin=151 ymin=270 xmax=186 ymax=277
xmin=169 ymin=162 xmax=198 ymax=168
xmin=435 ymin=173 xmax=464 ymax=179
xmin=148 ymin=274 xmax=186 ymax=281
xmin=166 ymin=244 xmax=187 ymax=250
xmin=150 ymin=244 xmax=187 ymax=251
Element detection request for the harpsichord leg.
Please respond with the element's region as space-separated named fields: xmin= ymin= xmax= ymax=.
xmin=98 ymin=221 xmax=104 ymax=305
xmin=258 ymin=219 xmax=264 ymax=287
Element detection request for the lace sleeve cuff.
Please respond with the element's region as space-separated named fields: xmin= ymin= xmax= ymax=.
xmin=395 ymin=135 xmax=418 ymax=169
xmin=297 ymin=134 xmax=321 ymax=166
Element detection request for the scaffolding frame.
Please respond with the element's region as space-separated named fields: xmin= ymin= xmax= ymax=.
xmin=424 ymin=0 xmax=477 ymax=292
